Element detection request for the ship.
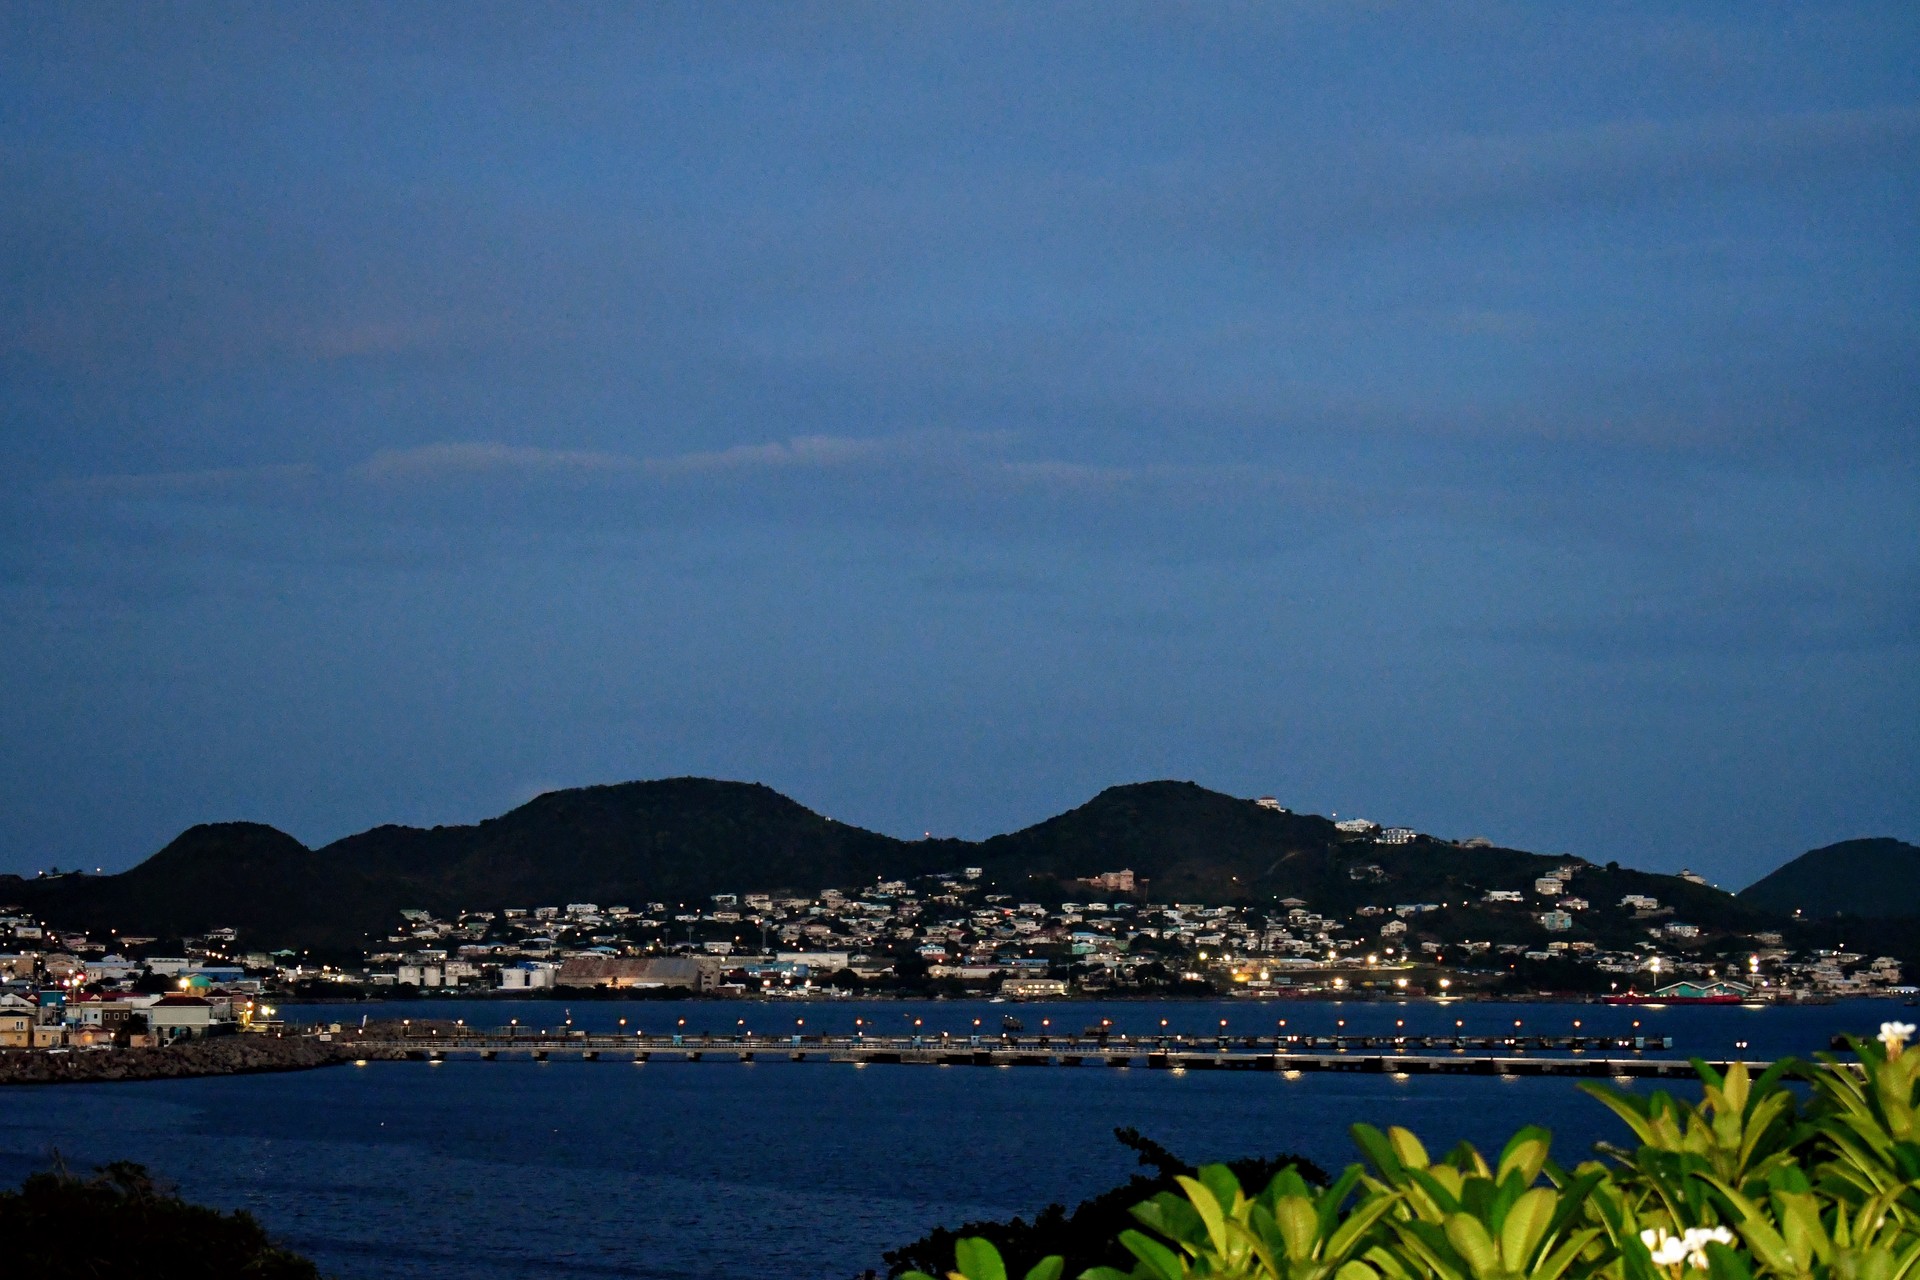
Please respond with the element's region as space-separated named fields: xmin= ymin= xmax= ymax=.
xmin=1603 ymin=979 xmax=1754 ymax=1006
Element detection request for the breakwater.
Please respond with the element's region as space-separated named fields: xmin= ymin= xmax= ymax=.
xmin=0 ymin=1035 xmax=404 ymax=1086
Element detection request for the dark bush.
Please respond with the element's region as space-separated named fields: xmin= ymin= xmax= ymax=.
xmin=0 ymin=1159 xmax=320 ymax=1279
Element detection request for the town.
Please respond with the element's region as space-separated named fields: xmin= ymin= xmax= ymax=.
xmin=2 ymin=814 xmax=1907 ymax=1050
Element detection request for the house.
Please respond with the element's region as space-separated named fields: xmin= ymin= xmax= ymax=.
xmin=1538 ymin=911 xmax=1574 ymax=932
xmin=64 ymin=996 xmax=139 ymax=1034
xmin=1001 ymin=977 xmax=1070 ymax=998
xmin=1534 ymin=877 xmax=1564 ymax=896
xmin=0 ymin=998 xmax=33 ymax=1048
xmin=147 ymin=994 xmax=233 ymax=1041
xmin=1377 ymin=828 xmax=1416 ymax=844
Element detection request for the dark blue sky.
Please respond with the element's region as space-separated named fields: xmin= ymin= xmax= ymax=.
xmin=3 ymin=4 xmax=1915 ymax=886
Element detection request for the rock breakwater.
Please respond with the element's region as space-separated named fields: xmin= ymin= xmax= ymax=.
xmin=0 ymin=1035 xmax=402 ymax=1086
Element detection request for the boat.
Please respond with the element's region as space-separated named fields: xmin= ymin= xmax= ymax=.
xmin=1604 ymin=979 xmax=1754 ymax=1006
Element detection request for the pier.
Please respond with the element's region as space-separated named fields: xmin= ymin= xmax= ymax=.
xmin=329 ymin=1027 xmax=1748 ymax=1079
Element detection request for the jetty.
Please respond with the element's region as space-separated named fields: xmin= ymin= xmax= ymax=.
xmin=331 ymin=1026 xmax=1750 ymax=1079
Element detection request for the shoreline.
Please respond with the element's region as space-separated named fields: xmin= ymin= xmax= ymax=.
xmin=0 ymin=1035 xmax=402 ymax=1087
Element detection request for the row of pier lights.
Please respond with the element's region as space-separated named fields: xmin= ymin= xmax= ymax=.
xmin=385 ymin=1014 xmax=1750 ymax=1053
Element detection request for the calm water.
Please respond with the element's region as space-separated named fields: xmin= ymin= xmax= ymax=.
xmin=0 ymin=998 xmax=1891 ymax=1280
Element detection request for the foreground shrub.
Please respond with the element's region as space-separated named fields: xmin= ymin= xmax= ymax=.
xmin=0 ymin=1159 xmax=320 ymax=1279
xmin=908 ymin=1025 xmax=1920 ymax=1280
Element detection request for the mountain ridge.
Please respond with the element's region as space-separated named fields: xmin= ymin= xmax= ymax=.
xmin=0 ymin=777 xmax=1903 ymax=954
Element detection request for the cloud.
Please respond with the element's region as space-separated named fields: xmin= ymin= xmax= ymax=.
xmin=356 ymin=442 xmax=638 ymax=481
xmin=38 ymin=430 xmax=1367 ymax=568
xmin=650 ymin=430 xmax=1005 ymax=475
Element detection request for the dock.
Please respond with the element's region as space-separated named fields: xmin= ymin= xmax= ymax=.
xmin=329 ymin=1028 xmax=1748 ymax=1079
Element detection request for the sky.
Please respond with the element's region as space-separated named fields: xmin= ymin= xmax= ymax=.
xmin=1 ymin=3 xmax=1915 ymax=887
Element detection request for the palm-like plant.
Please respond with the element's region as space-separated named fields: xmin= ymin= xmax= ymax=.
xmin=905 ymin=1030 xmax=1920 ymax=1280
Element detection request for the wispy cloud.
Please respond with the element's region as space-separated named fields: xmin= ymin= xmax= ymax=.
xmin=357 ymin=442 xmax=638 ymax=481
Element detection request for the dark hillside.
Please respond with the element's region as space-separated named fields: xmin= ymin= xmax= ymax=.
xmin=1 ymin=823 xmax=336 ymax=946
xmin=0 ymin=776 xmax=1841 ymax=955
xmin=318 ymin=777 xmax=947 ymax=916
xmin=972 ymin=782 xmax=1345 ymax=903
xmin=1739 ymin=838 xmax=1920 ymax=919
xmin=2 ymin=780 xmax=943 ymax=950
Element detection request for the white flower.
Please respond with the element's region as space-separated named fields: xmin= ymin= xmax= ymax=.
xmin=1641 ymin=1227 xmax=1735 ymax=1271
xmin=1642 ymin=1230 xmax=1691 ymax=1268
xmin=1682 ymin=1226 xmax=1736 ymax=1268
xmin=1879 ymin=1021 xmax=1916 ymax=1055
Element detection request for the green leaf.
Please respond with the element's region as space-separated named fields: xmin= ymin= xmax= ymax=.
xmin=1274 ymin=1195 xmax=1321 ymax=1261
xmin=1197 ymin=1163 xmax=1244 ymax=1215
xmin=1327 ymin=1187 xmax=1403 ymax=1260
xmin=1498 ymin=1187 xmax=1559 ymax=1268
xmin=1353 ymin=1124 xmax=1404 ymax=1179
xmin=1444 ymin=1214 xmax=1501 ymax=1277
xmin=1175 ymin=1174 xmax=1230 ymax=1253
xmin=1023 ymin=1257 xmax=1064 ymax=1280
xmin=1389 ymin=1127 xmax=1431 ymax=1171
xmin=1496 ymin=1127 xmax=1552 ymax=1187
xmin=954 ymin=1237 xmax=1009 ymax=1280
xmin=1117 ymin=1229 xmax=1187 ymax=1280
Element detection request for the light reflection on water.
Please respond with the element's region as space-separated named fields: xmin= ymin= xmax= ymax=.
xmin=0 ymin=999 xmax=1887 ymax=1280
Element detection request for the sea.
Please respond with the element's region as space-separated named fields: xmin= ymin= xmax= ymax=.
xmin=0 ymin=997 xmax=1892 ymax=1280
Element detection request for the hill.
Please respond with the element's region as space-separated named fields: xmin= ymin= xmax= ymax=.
xmin=1738 ymin=837 xmax=1920 ymax=919
xmin=0 ymin=776 xmax=1844 ymax=954
xmin=1 ymin=779 xmax=950 ymax=952
xmin=971 ymin=782 xmax=1763 ymax=935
